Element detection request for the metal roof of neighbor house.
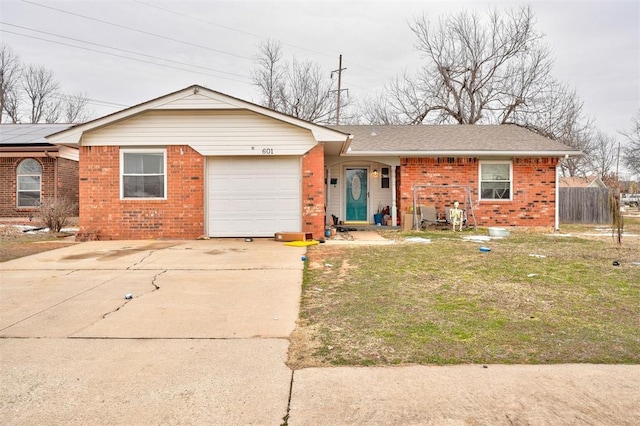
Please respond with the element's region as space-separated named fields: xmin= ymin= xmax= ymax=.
xmin=330 ymin=124 xmax=582 ymax=156
xmin=0 ymin=124 xmax=73 ymax=146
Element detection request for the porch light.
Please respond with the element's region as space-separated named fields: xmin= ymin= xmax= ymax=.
xmin=372 ymin=169 xmax=378 ymax=178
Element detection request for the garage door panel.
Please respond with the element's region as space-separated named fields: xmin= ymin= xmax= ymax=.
xmin=208 ymin=157 xmax=302 ymax=237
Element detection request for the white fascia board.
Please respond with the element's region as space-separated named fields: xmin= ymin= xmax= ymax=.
xmin=343 ymin=150 xmax=583 ymax=157
xmin=340 ymin=135 xmax=354 ymax=154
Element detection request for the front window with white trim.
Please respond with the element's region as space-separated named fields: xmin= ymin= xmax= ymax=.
xmin=121 ymin=149 xmax=166 ymax=199
xmin=479 ymin=161 xmax=512 ymax=200
xmin=17 ymin=158 xmax=42 ymax=207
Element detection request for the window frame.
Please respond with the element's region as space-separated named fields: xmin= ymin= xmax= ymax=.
xmin=479 ymin=160 xmax=513 ymax=201
xmin=16 ymin=158 xmax=42 ymax=208
xmin=381 ymin=167 xmax=390 ymax=189
xmin=120 ymin=148 xmax=167 ymax=200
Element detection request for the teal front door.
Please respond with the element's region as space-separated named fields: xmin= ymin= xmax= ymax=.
xmin=345 ymin=168 xmax=367 ymax=222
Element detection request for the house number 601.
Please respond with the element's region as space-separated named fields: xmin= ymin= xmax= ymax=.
xmin=261 ymin=148 xmax=274 ymax=154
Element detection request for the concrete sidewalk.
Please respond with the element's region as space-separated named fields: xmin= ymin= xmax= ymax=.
xmin=288 ymin=364 xmax=640 ymax=425
xmin=2 ymin=237 xmax=639 ymax=425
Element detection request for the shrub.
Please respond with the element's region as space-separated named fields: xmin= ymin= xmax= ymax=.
xmin=38 ymin=197 xmax=77 ymax=233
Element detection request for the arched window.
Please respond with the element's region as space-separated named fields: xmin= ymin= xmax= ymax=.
xmin=17 ymin=159 xmax=42 ymax=207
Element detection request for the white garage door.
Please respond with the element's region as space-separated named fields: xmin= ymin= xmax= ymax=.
xmin=207 ymin=156 xmax=301 ymax=237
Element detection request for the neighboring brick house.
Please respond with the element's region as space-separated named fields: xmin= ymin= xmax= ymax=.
xmin=0 ymin=124 xmax=79 ymax=218
xmin=47 ymin=85 xmax=580 ymax=241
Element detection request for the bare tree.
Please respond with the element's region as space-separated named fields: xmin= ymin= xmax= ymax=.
xmin=517 ymin=81 xmax=593 ymax=177
xmin=1 ymin=44 xmax=93 ymax=124
xmin=361 ymin=92 xmax=405 ymax=125
xmin=251 ymin=40 xmax=349 ymax=124
xmin=589 ymin=131 xmax=619 ymax=180
xmin=3 ymin=86 xmax=22 ymax=123
xmin=377 ymin=7 xmax=553 ymax=125
xmin=23 ymin=64 xmax=60 ymax=123
xmin=621 ymin=111 xmax=640 ymax=176
xmin=251 ymin=39 xmax=286 ymax=111
xmin=61 ymin=91 xmax=92 ymax=123
xmin=0 ymin=43 xmax=23 ymax=123
xmin=282 ymin=57 xmax=337 ymax=123
xmin=43 ymin=97 xmax=62 ymax=123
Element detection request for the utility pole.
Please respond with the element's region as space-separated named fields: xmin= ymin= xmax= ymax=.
xmin=330 ymin=55 xmax=348 ymax=124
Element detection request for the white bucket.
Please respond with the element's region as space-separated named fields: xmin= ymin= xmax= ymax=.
xmin=488 ymin=227 xmax=510 ymax=238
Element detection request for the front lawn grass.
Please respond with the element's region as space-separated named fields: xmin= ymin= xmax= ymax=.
xmin=289 ymin=219 xmax=640 ymax=368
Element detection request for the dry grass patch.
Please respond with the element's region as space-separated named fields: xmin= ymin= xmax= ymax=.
xmin=289 ymin=219 xmax=640 ymax=368
xmin=0 ymin=224 xmax=76 ymax=262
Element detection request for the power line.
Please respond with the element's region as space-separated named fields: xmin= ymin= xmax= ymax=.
xmin=130 ymin=0 xmax=392 ymax=81
xmin=20 ymin=0 xmax=253 ymax=61
xmin=53 ymin=93 xmax=129 ymax=109
xmin=0 ymin=22 xmax=251 ymax=80
xmin=133 ymin=0 xmax=263 ymax=40
xmin=133 ymin=0 xmax=336 ymax=60
xmin=0 ymin=29 xmax=251 ymax=84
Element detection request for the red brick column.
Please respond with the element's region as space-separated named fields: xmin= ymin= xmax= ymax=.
xmin=301 ymin=144 xmax=325 ymax=240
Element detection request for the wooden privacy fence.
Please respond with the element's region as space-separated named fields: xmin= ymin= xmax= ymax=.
xmin=559 ymin=187 xmax=612 ymax=224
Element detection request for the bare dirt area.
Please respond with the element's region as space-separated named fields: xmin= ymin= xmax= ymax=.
xmin=0 ymin=222 xmax=77 ymax=263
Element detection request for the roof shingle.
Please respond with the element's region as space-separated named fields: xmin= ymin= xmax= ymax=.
xmin=330 ymin=124 xmax=580 ymax=155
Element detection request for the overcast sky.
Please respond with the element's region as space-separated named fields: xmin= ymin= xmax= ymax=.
xmin=1 ymin=0 xmax=638 ymax=140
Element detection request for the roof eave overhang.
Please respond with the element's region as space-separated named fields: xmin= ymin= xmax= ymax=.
xmin=343 ymin=150 xmax=583 ymax=157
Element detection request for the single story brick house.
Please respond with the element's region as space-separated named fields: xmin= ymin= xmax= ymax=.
xmin=47 ymin=85 xmax=580 ymax=241
xmin=0 ymin=124 xmax=79 ymax=218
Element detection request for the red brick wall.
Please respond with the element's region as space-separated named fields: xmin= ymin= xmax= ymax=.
xmin=301 ymin=144 xmax=325 ymax=239
xmin=57 ymin=157 xmax=79 ymax=215
xmin=399 ymin=157 xmax=559 ymax=227
xmin=0 ymin=156 xmax=77 ymax=218
xmin=77 ymin=145 xmax=204 ymax=240
xmin=0 ymin=157 xmax=19 ymax=216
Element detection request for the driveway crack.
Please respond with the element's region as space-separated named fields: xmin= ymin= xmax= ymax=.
xmin=102 ymin=270 xmax=166 ymax=319
xmin=127 ymin=250 xmax=156 ymax=269
xmin=281 ymin=369 xmax=295 ymax=426
xmin=0 ymin=271 xmax=114 ymax=333
xmin=151 ymin=269 xmax=166 ymax=290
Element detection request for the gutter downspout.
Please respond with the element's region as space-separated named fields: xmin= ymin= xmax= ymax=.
xmin=555 ymin=156 xmax=564 ymax=231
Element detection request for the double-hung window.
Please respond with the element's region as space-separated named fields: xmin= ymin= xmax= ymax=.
xmin=479 ymin=161 xmax=512 ymax=200
xmin=17 ymin=159 xmax=42 ymax=207
xmin=121 ymin=149 xmax=166 ymax=199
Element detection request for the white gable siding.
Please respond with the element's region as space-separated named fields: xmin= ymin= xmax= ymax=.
xmin=152 ymin=93 xmax=240 ymax=110
xmin=81 ymin=110 xmax=317 ymax=156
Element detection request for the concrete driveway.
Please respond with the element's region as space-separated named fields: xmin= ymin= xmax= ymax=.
xmin=1 ymin=239 xmax=305 ymax=425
